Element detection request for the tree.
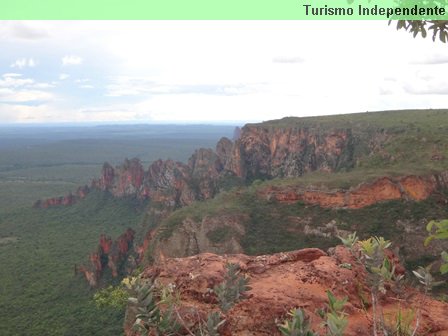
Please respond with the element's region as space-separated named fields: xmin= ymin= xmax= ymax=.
xmin=393 ymin=20 xmax=448 ymax=42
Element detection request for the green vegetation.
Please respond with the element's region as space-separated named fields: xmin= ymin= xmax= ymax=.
xmin=207 ymin=226 xmax=235 ymax=244
xmin=213 ymin=263 xmax=250 ymax=312
xmin=0 ymin=192 xmax=144 ymax=335
xmin=0 ymin=124 xmax=234 ymax=210
xmin=157 ymin=180 xmax=448 ymax=262
xmin=129 ymin=278 xmax=180 ymax=336
xmin=321 ymin=291 xmax=348 ymax=336
xmin=0 ymin=124 xmax=232 ymax=335
xmin=278 ymin=291 xmax=348 ymax=336
xmin=425 ymin=219 xmax=448 ymax=274
xmin=278 ymin=308 xmax=318 ymax=336
xmin=93 ymin=284 xmax=129 ymax=309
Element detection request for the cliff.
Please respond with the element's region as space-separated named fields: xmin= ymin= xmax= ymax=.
xmin=259 ymin=172 xmax=448 ymax=209
xmin=36 ymin=110 xmax=448 ymax=211
xmin=32 ymin=123 xmax=404 ymax=208
xmin=124 ymin=246 xmax=448 ymax=336
xmin=76 ymin=228 xmax=136 ymax=287
xmin=34 ymin=108 xmax=448 ymax=212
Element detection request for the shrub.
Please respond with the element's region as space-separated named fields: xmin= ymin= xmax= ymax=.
xmin=213 ymin=263 xmax=250 ymax=312
xmin=278 ymin=308 xmax=318 ymax=336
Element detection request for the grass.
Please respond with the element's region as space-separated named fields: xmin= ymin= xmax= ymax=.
xmin=256 ymin=109 xmax=448 ymax=130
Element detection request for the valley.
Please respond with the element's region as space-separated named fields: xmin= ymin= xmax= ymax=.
xmin=0 ymin=124 xmax=235 ymax=335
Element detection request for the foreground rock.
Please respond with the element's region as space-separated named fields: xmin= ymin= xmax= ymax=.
xmin=125 ymin=246 xmax=448 ymax=335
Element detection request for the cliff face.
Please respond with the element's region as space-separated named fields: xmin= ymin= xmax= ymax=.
xmin=34 ymin=125 xmax=362 ymax=208
xmin=260 ymin=172 xmax=448 ymax=209
xmin=124 ymin=247 xmax=448 ymax=336
xmin=76 ymin=228 xmax=136 ymax=287
xmin=222 ymin=126 xmax=355 ymax=180
xmin=154 ymin=214 xmax=246 ymax=259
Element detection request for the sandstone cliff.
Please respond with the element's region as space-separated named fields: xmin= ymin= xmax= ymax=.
xmin=76 ymin=228 xmax=136 ymax=287
xmin=34 ymin=123 xmax=373 ymax=208
xmin=259 ymin=171 xmax=448 ymax=209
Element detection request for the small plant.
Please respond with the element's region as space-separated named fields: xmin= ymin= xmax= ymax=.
xmin=213 ymin=263 xmax=250 ymax=312
xmin=441 ymin=251 xmax=448 ymax=275
xmin=277 ymin=308 xmax=319 ymax=336
xmin=201 ymin=311 xmax=226 ymax=336
xmin=425 ymin=219 xmax=448 ymax=274
xmin=320 ymin=291 xmax=348 ymax=336
xmin=359 ymin=236 xmax=391 ymax=259
xmin=357 ymin=236 xmax=393 ymax=336
xmin=412 ymin=265 xmax=445 ymax=294
xmin=129 ymin=278 xmax=180 ymax=336
xmin=384 ymin=307 xmax=415 ymax=336
xmin=93 ymin=284 xmax=129 ymax=309
xmin=192 ymin=311 xmax=226 ymax=336
xmin=338 ymin=231 xmax=358 ymax=250
xmin=159 ymin=282 xmax=181 ymax=306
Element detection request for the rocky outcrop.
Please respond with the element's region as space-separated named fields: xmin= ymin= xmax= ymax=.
xmin=33 ymin=185 xmax=90 ymax=208
xmin=34 ymin=119 xmax=447 ymax=211
xmin=76 ymin=228 xmax=136 ymax=287
xmin=154 ymin=214 xmax=246 ymax=261
xmin=34 ymin=124 xmax=361 ymax=208
xmin=219 ymin=126 xmax=355 ymax=180
xmin=125 ymin=246 xmax=448 ymax=335
xmin=260 ymin=172 xmax=448 ymax=209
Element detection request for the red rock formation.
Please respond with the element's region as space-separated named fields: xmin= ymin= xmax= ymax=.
xmin=400 ymin=175 xmax=436 ymax=201
xmin=124 ymin=247 xmax=448 ymax=336
xmin=33 ymin=185 xmax=90 ymax=208
xmin=99 ymin=234 xmax=113 ymax=254
xmin=261 ymin=173 xmax=448 ymax=209
xmin=116 ymin=228 xmax=135 ymax=255
xmin=78 ymin=228 xmax=136 ymax=287
xmin=347 ymin=177 xmax=402 ymax=208
xmin=228 ymin=126 xmax=354 ymax=180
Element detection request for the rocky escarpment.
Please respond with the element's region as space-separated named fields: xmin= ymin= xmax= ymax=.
xmin=33 ymin=185 xmax=90 ymax=208
xmin=76 ymin=228 xmax=136 ymax=287
xmin=34 ymin=124 xmax=366 ymax=209
xmin=124 ymin=246 xmax=448 ymax=336
xmin=221 ymin=126 xmax=355 ymax=180
xmin=259 ymin=172 xmax=448 ymax=209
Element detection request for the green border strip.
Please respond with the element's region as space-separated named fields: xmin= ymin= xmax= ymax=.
xmin=0 ymin=0 xmax=447 ymax=19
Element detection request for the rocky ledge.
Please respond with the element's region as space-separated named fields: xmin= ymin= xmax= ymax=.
xmin=125 ymin=246 xmax=448 ymax=335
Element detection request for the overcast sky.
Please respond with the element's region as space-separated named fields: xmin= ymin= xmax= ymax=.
xmin=0 ymin=20 xmax=447 ymax=124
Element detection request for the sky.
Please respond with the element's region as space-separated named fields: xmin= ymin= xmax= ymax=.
xmin=0 ymin=20 xmax=447 ymax=124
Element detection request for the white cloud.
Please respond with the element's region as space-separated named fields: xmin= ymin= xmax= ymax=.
xmin=2 ymin=73 xmax=22 ymax=78
xmin=79 ymin=84 xmax=94 ymax=89
xmin=0 ymin=89 xmax=54 ymax=103
xmin=7 ymin=22 xmax=49 ymax=40
xmin=32 ymin=82 xmax=55 ymax=89
xmin=0 ymin=75 xmax=34 ymax=88
xmin=59 ymin=73 xmax=70 ymax=80
xmin=3 ymin=21 xmax=448 ymax=123
xmin=62 ymin=55 xmax=83 ymax=66
xmin=272 ymin=56 xmax=305 ymax=64
xmin=10 ymin=58 xmax=37 ymax=69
